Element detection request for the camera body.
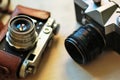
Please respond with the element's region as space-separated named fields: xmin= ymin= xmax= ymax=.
xmin=65 ymin=0 xmax=120 ymax=64
xmin=75 ymin=0 xmax=120 ymax=51
xmin=0 ymin=5 xmax=59 ymax=79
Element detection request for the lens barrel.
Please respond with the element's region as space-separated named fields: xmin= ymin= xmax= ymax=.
xmin=6 ymin=15 xmax=38 ymax=51
xmin=65 ymin=24 xmax=106 ymax=64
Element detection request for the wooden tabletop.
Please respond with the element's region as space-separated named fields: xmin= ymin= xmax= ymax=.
xmin=2 ymin=0 xmax=120 ymax=80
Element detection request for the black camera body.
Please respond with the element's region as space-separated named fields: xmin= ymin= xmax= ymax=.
xmin=65 ymin=0 xmax=120 ymax=64
xmin=0 ymin=5 xmax=59 ymax=79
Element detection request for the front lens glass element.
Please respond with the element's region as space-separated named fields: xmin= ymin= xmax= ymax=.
xmin=15 ymin=20 xmax=30 ymax=32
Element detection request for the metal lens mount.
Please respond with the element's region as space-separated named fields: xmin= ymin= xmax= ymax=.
xmin=6 ymin=15 xmax=38 ymax=50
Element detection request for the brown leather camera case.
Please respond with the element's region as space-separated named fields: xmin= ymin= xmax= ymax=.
xmin=0 ymin=5 xmax=50 ymax=79
xmin=0 ymin=50 xmax=21 ymax=80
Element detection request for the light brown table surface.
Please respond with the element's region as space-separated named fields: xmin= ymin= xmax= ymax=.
xmin=2 ymin=0 xmax=120 ymax=80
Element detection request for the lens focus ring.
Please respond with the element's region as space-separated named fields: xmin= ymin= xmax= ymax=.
xmin=65 ymin=24 xmax=105 ymax=64
xmin=6 ymin=15 xmax=38 ymax=51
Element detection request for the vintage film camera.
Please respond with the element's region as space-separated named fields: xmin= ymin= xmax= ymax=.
xmin=0 ymin=5 xmax=59 ymax=79
xmin=65 ymin=0 xmax=120 ymax=64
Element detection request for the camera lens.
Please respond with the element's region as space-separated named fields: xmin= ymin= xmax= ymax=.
xmin=6 ymin=15 xmax=38 ymax=51
xmin=65 ymin=24 xmax=106 ymax=64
